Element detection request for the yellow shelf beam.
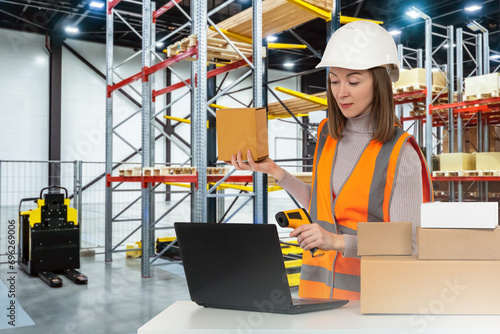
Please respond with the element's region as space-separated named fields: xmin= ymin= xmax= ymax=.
xmin=284 ymin=0 xmax=331 ymax=21
xmin=340 ymin=15 xmax=383 ymax=25
xmin=268 ymin=43 xmax=307 ymax=49
xmin=209 ymin=103 xmax=227 ymax=109
xmin=275 ymin=86 xmax=328 ymax=107
xmin=208 ymin=27 xmax=306 ymax=49
xmin=164 ymin=115 xmax=209 ymax=129
xmin=268 ymin=113 xmax=309 ymax=120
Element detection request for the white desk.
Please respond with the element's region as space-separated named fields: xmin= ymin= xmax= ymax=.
xmin=138 ymin=301 xmax=500 ymax=334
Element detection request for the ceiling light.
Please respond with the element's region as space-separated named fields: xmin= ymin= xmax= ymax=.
xmin=283 ymin=62 xmax=294 ymax=68
xmin=89 ymin=1 xmax=105 ymax=9
xmin=466 ymin=22 xmax=481 ymax=32
xmin=65 ymin=26 xmax=79 ymax=34
xmin=491 ymin=54 xmax=500 ymax=59
xmin=406 ymin=9 xmax=420 ymax=19
xmin=156 ymin=42 xmax=164 ymax=47
xmin=267 ymin=35 xmax=278 ymax=42
xmin=389 ymin=29 xmax=401 ymax=36
xmin=465 ymin=5 xmax=482 ymax=12
xmin=444 ymin=44 xmax=456 ymax=48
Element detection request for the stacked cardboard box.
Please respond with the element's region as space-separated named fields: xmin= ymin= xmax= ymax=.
xmin=360 ymin=202 xmax=500 ymax=314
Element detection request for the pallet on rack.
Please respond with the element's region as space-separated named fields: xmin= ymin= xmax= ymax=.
xmin=206 ymin=37 xmax=259 ymax=62
xmin=268 ymin=92 xmax=327 ymax=117
xmin=143 ymin=167 xmax=161 ymax=177
xmin=207 ymin=0 xmax=332 ymax=41
xmin=393 ymin=84 xmax=447 ymax=95
xmin=465 ymin=91 xmax=500 ymax=101
xmin=160 ymin=167 xmax=197 ymax=175
xmin=477 ymin=170 xmax=498 ymax=177
xmin=165 ymin=34 xmax=198 ymax=57
xmin=432 ymin=170 xmax=467 ymax=177
xmin=432 ymin=170 xmax=500 ymax=177
xmin=207 ymin=167 xmax=229 ymax=175
xmin=122 ymin=167 xmax=142 ymax=177
xmin=164 ymin=34 xmax=261 ymax=63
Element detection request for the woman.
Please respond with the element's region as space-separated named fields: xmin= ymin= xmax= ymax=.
xmin=231 ymin=21 xmax=433 ymax=300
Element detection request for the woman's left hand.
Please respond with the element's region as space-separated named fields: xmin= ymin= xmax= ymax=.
xmin=290 ymin=223 xmax=345 ymax=253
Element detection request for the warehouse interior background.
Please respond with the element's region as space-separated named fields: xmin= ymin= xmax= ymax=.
xmin=1 ymin=0 xmax=500 ymax=333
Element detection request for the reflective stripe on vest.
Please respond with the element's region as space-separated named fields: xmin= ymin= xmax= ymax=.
xmin=299 ymin=118 xmax=433 ymax=300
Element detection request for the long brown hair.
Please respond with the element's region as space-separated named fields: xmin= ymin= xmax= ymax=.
xmin=326 ymin=67 xmax=401 ymax=143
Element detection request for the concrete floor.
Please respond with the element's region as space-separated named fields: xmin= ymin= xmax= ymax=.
xmin=0 ymin=193 xmax=300 ymax=333
xmin=0 ymin=254 xmax=190 ymax=334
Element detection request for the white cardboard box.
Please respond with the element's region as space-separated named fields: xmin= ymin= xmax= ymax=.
xmin=421 ymin=202 xmax=498 ymax=229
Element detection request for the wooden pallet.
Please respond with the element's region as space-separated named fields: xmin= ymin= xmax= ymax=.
xmin=161 ymin=167 xmax=197 ymax=175
xmin=143 ymin=167 xmax=161 ymax=177
xmin=433 ymin=169 xmax=500 ymax=177
xmin=268 ymin=91 xmax=327 ymax=117
xmin=207 ymin=167 xmax=229 ymax=175
xmin=166 ymin=34 xmax=198 ymax=57
xmin=393 ymin=84 xmax=447 ymax=95
xmin=208 ymin=0 xmax=332 ymax=41
xmin=465 ymin=91 xmax=499 ymax=101
xmin=432 ymin=170 xmax=466 ymax=177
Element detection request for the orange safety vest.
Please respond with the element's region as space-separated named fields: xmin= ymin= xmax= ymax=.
xmin=299 ymin=118 xmax=433 ymax=300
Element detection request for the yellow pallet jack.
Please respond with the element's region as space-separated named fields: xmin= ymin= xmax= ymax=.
xmin=18 ymin=186 xmax=88 ymax=287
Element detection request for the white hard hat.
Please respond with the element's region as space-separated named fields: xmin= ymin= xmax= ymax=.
xmin=316 ymin=21 xmax=400 ymax=82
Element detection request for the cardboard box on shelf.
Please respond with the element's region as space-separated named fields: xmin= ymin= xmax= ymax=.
xmin=476 ymin=152 xmax=500 ymax=170
xmin=421 ymin=202 xmax=498 ymax=229
xmin=357 ymin=222 xmax=412 ymax=256
xmin=464 ymin=72 xmax=500 ymax=98
xmin=417 ymin=226 xmax=500 ymax=260
xmin=216 ymin=108 xmax=269 ymax=162
xmin=393 ymin=68 xmax=446 ymax=90
xmin=438 ymin=153 xmax=475 ymax=171
xmin=361 ymin=256 xmax=500 ymax=314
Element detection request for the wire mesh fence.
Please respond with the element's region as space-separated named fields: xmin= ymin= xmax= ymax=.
xmin=0 ymin=160 xmax=305 ymax=260
xmin=0 ymin=160 xmax=77 ymax=259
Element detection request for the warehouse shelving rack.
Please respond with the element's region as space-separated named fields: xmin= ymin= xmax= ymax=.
xmin=428 ymin=24 xmax=499 ymax=202
xmin=392 ymin=9 xmax=500 ymax=202
xmin=106 ymin=0 xmax=335 ymax=277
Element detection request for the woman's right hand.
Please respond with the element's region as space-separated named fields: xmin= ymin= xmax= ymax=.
xmin=230 ymin=150 xmax=285 ymax=181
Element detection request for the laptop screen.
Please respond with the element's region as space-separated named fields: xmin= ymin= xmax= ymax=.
xmin=174 ymin=223 xmax=293 ymax=311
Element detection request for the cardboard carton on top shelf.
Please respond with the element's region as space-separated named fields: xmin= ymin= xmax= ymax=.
xmin=216 ymin=108 xmax=269 ymax=162
xmin=357 ymin=222 xmax=412 ymax=256
xmin=464 ymin=72 xmax=500 ymax=98
xmin=420 ymin=202 xmax=498 ymax=229
xmin=417 ymin=226 xmax=500 ymax=260
xmin=475 ymin=152 xmax=500 ymax=170
xmin=393 ymin=68 xmax=447 ymax=90
xmin=361 ymin=256 xmax=500 ymax=314
xmin=439 ymin=152 xmax=475 ymax=171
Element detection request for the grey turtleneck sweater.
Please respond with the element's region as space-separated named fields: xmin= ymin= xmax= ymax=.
xmin=276 ymin=113 xmax=423 ymax=257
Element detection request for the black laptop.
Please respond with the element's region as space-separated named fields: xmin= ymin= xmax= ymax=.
xmin=174 ymin=222 xmax=349 ymax=314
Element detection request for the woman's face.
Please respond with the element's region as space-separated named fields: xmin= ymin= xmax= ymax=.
xmin=329 ymin=67 xmax=373 ymax=118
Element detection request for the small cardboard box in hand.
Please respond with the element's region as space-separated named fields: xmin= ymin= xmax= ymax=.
xmin=216 ymin=108 xmax=269 ymax=162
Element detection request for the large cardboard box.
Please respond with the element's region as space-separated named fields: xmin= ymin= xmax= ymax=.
xmin=421 ymin=202 xmax=498 ymax=229
xmin=417 ymin=226 xmax=500 ymax=260
xmin=357 ymin=222 xmax=412 ymax=256
xmin=476 ymin=152 xmax=500 ymax=170
xmin=464 ymin=72 xmax=500 ymax=98
xmin=438 ymin=153 xmax=475 ymax=171
xmin=361 ymin=256 xmax=500 ymax=314
xmin=393 ymin=68 xmax=447 ymax=90
xmin=216 ymin=108 xmax=269 ymax=162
